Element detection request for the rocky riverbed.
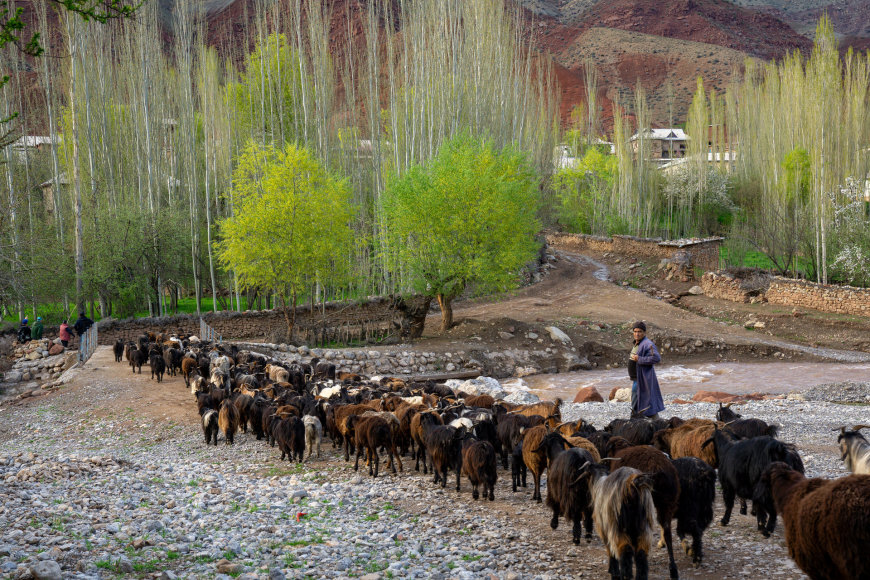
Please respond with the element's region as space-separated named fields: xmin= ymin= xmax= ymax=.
xmin=1 ymin=348 xmax=868 ymax=580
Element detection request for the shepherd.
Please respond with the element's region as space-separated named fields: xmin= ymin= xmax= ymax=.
xmin=630 ymin=321 xmax=665 ymax=418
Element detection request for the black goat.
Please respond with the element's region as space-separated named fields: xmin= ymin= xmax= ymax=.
xmin=751 ymin=443 xmax=803 ymax=536
xmin=546 ymin=447 xmax=596 ymax=545
xmin=497 ymin=414 xmax=531 ymax=469
xmin=716 ymin=402 xmax=741 ymax=422
xmin=113 ymin=339 xmax=124 ymax=362
xmin=275 ymin=416 xmax=305 ymax=462
xmin=671 ymin=457 xmax=716 ymax=566
xmin=511 ymin=441 xmax=527 ymax=492
xmin=423 ymin=423 xmax=464 ymax=490
xmin=724 ymin=418 xmax=779 ymax=439
xmin=149 ymin=353 xmax=166 ymax=382
xmin=461 ymin=439 xmax=497 ymax=500
xmin=130 ymin=348 xmax=147 ymax=374
xmin=701 ymin=427 xmax=790 ymax=531
xmin=200 ymin=407 xmax=218 ymax=445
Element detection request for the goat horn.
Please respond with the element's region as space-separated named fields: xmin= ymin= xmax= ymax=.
xmin=724 ymin=402 xmax=733 ymax=409
xmin=834 ymin=426 xmax=847 ymax=434
xmin=600 ymin=457 xmax=622 ymax=462
xmin=852 ymin=425 xmax=870 ymax=431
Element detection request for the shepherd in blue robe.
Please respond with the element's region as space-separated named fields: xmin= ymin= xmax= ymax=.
xmin=631 ymin=321 xmax=665 ymax=417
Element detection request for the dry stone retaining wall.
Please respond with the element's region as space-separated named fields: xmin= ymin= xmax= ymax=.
xmin=94 ymin=296 xmax=429 ymax=346
xmin=547 ymin=232 xmax=722 ymax=272
xmin=766 ymin=278 xmax=870 ymax=316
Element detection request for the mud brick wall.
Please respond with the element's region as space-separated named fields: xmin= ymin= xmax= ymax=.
xmin=94 ymin=296 xmax=429 ymax=345
xmin=766 ymin=278 xmax=870 ymax=317
xmin=547 ymin=232 xmax=723 ymax=271
xmin=701 ymin=271 xmax=771 ymax=303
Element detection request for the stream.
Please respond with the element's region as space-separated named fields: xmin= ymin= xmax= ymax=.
xmin=521 ymin=361 xmax=870 ymax=401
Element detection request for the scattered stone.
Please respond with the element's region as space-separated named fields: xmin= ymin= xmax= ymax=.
xmin=572 ymin=386 xmax=604 ymax=403
xmin=688 ymin=285 xmax=704 ymax=295
xmin=28 ymin=561 xmax=61 ymax=580
xmin=544 ymin=326 xmax=572 ymax=345
xmin=48 ymin=344 xmax=64 ymax=356
xmin=609 ymin=387 xmax=631 ymax=403
xmin=498 ymin=332 xmax=515 ymax=340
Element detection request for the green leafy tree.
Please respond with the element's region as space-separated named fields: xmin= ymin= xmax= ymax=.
xmin=216 ymin=142 xmax=355 ymax=336
xmin=382 ymin=134 xmax=541 ymax=332
xmin=554 ymin=146 xmax=617 ymax=234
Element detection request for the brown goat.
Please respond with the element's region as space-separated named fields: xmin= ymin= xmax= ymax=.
xmin=464 ymin=394 xmax=495 ymax=408
xmin=361 ymin=410 xmax=403 ymax=472
xmin=566 ymin=436 xmax=602 ymax=463
xmin=509 ymin=398 xmax=563 ymax=423
xmin=334 ymin=404 xmax=375 ymax=461
xmin=759 ymin=462 xmax=870 ymax=580
xmin=462 ymin=439 xmax=498 ymax=500
xmin=411 ymin=410 xmax=443 ymax=474
xmin=349 ymin=415 xmax=400 ymax=478
xmin=612 ymin=446 xmax=681 ymax=579
xmin=653 ymin=420 xmax=723 ymax=467
xmin=218 ymin=399 xmax=240 ymax=445
xmin=522 ymin=425 xmax=569 ymax=502
xmin=181 ymin=357 xmax=198 ymax=387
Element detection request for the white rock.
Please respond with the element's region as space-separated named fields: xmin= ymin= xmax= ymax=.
xmin=504 ymin=390 xmax=540 ymax=405
xmin=544 ymin=326 xmax=572 ymax=345
xmin=688 ymin=285 xmax=704 ymax=295
xmin=453 ymin=377 xmax=506 ymax=399
xmin=610 ymin=388 xmax=632 ymax=403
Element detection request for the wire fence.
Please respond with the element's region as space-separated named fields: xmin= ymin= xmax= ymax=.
xmin=200 ymin=318 xmax=222 ymax=344
xmin=78 ymin=324 xmax=98 ymax=364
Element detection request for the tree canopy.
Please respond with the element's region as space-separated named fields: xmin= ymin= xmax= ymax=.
xmin=382 ymin=134 xmax=541 ymax=331
xmin=216 ymin=141 xmax=355 ymax=336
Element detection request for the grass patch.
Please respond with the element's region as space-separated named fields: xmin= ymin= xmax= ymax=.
xmin=282 ymin=554 xmax=303 ymax=569
xmin=461 ymin=554 xmax=482 ymax=562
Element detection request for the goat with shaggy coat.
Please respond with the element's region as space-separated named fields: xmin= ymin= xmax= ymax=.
xmin=411 ymin=411 xmax=443 ymax=474
xmin=302 ymin=415 xmax=323 ymax=460
xmin=546 ymin=447 xmax=596 ymax=545
xmin=130 ymin=348 xmax=147 ymax=374
xmin=508 ymin=397 xmax=563 ymax=423
xmin=758 ymin=462 xmax=870 ymax=580
xmin=652 ymin=420 xmax=722 ymax=468
xmin=752 ymin=443 xmax=804 ymax=536
xmin=218 ymin=399 xmax=240 ymax=444
xmin=150 ymin=353 xmax=166 ymax=382
xmin=522 ymin=425 xmax=559 ymax=502
xmin=201 ymin=408 xmax=219 ymax=445
xmin=113 ymin=339 xmax=124 ymax=362
xmin=837 ymin=425 xmax=870 ymax=475
xmin=701 ymin=427 xmax=790 ymax=530
xmin=581 ymin=462 xmax=657 ymax=580
xmin=611 ymin=446 xmax=681 ymax=579
xmin=670 ymin=457 xmax=716 ymax=566
xmin=275 ymin=416 xmax=305 ymax=462
xmin=497 ymin=414 xmax=532 ymax=469
xmin=181 ymin=357 xmax=198 ymax=387
xmin=461 ymin=439 xmax=497 ymax=500
xmin=423 ymin=423 xmax=464 ymax=490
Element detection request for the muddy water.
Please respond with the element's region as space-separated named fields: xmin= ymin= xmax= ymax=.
xmin=522 ymin=361 xmax=870 ymax=401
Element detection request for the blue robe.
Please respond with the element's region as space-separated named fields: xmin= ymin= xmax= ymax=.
xmin=635 ymin=337 xmax=664 ymax=417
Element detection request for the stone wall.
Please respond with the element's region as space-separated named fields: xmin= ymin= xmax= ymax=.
xmin=701 ymin=270 xmax=870 ymax=318
xmin=700 ymin=270 xmax=771 ymax=303
xmin=546 ymin=232 xmax=722 ymax=272
xmin=766 ymin=278 xmax=870 ymax=317
xmin=95 ymin=295 xmax=431 ymax=346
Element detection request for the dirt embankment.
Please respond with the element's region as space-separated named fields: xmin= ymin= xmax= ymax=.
xmin=416 ymin=249 xmax=870 ymax=372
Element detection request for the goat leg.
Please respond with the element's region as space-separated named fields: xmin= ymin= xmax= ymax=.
xmin=661 ymin=521 xmax=679 ymax=579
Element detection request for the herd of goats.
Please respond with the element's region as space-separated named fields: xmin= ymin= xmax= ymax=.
xmin=113 ymin=334 xmax=870 ymax=580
